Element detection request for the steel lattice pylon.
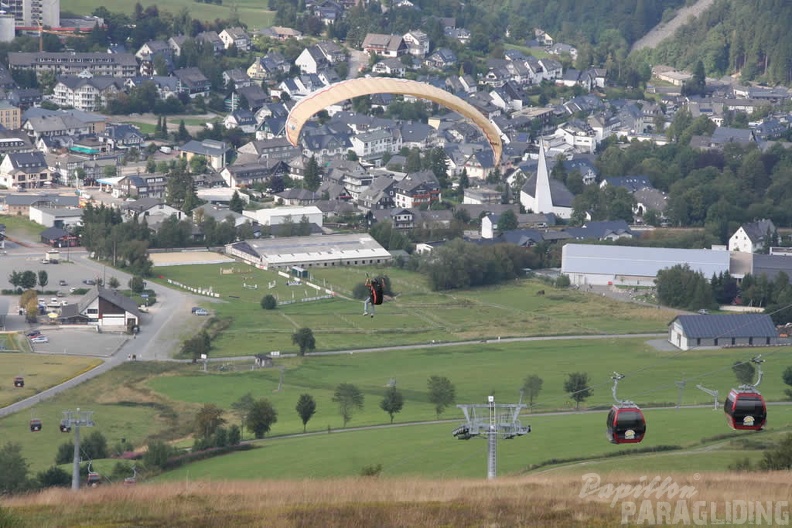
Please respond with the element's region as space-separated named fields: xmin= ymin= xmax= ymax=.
xmin=451 ymin=396 xmax=530 ymax=479
xmin=60 ymin=408 xmax=95 ymax=490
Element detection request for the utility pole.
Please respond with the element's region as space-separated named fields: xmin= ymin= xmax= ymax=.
xmin=61 ymin=408 xmax=95 ymax=490
xmin=452 ymin=395 xmax=530 ymax=480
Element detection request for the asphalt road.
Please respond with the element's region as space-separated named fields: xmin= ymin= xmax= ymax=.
xmin=0 ymin=245 xmax=201 ymax=419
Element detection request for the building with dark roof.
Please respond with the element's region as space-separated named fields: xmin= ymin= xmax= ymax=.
xmin=58 ymin=285 xmax=142 ymax=329
xmin=668 ymin=314 xmax=778 ymax=351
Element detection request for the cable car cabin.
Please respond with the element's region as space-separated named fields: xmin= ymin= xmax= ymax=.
xmin=87 ymin=472 xmax=101 ymax=485
xmin=29 ymin=419 xmax=42 ymax=432
xmin=123 ymin=476 xmax=136 ymax=486
xmin=59 ymin=421 xmax=71 ymax=433
xmin=13 ymin=376 xmax=24 ymax=388
xmin=724 ymin=388 xmax=767 ymax=431
xmin=606 ymin=405 xmax=646 ymax=444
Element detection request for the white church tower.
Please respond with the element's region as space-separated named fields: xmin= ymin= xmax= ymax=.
xmin=519 ymin=141 xmax=574 ymax=219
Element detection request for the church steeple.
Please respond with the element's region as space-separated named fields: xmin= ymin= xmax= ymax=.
xmin=534 ymin=141 xmax=554 ymax=213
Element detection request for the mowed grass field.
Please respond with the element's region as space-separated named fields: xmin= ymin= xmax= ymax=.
xmin=147 ymin=339 xmax=792 ymax=436
xmin=0 ymin=349 xmax=101 ymax=407
xmin=153 ymin=263 xmax=677 ymax=356
xmin=61 ymin=0 xmax=275 ymax=29
xmin=155 ymin=407 xmax=792 ymax=481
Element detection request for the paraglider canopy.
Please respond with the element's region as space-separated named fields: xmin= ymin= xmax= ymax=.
xmin=286 ymin=77 xmax=503 ymax=164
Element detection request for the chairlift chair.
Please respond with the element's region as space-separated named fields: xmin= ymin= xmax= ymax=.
xmin=724 ymin=356 xmax=767 ymax=431
xmin=606 ymin=373 xmax=646 ymax=444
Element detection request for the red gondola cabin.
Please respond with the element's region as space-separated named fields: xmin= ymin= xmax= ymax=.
xmin=13 ymin=376 xmax=24 ymax=388
xmin=29 ymin=419 xmax=42 ymax=432
xmin=724 ymin=388 xmax=766 ymax=431
xmin=606 ymin=405 xmax=646 ymax=444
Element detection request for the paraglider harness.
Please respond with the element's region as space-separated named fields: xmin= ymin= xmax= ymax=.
xmin=368 ymin=276 xmax=384 ymax=305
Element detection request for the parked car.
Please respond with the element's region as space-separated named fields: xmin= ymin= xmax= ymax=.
xmin=30 ymin=335 xmax=48 ymax=343
xmin=25 ymin=330 xmax=41 ymax=338
xmin=83 ymin=279 xmax=96 ymax=285
xmin=58 ymin=280 xmax=68 ymax=286
xmin=69 ymin=287 xmax=78 ymax=293
xmin=194 ymin=308 xmax=209 ymax=316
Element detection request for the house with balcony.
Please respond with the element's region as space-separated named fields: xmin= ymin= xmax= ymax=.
xmin=53 ymin=75 xmax=124 ymax=112
xmin=362 ymin=34 xmax=406 ymax=57
xmin=393 ymin=170 xmax=440 ymax=208
xmin=174 ymin=68 xmax=210 ymax=99
xmin=219 ymin=27 xmax=251 ymax=51
xmin=0 ymin=151 xmax=52 ymax=189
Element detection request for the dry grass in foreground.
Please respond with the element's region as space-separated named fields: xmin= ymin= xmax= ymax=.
xmin=3 ymin=472 xmax=791 ymax=527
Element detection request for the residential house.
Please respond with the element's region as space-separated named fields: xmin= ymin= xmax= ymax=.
xmin=124 ymin=76 xmax=180 ymax=100
xmin=258 ymin=26 xmax=303 ymax=41
xmin=425 ymin=48 xmax=457 ymax=70
xmin=3 ymin=193 xmax=79 ymax=216
xmin=223 ymin=69 xmax=253 ymax=91
xmin=179 ymin=139 xmax=228 ymax=171
xmin=463 ymin=186 xmax=502 ymax=205
xmin=0 ymin=100 xmax=21 ymax=130
xmin=39 ymin=226 xmax=78 ymax=245
xmin=0 ymin=151 xmax=52 ymax=189
xmin=223 ymin=109 xmax=257 ymax=133
xmin=296 ymin=45 xmax=329 ymax=74
xmin=308 ymin=0 xmax=345 ymax=25
xmin=97 ymin=123 xmax=144 ymax=150
xmin=274 ymin=188 xmax=320 ymax=205
xmin=393 ymin=170 xmax=440 ymax=208
xmin=134 ymin=40 xmax=173 ymax=76
xmin=362 ymin=34 xmax=406 ymax=57
xmin=350 ymin=128 xmax=397 ymax=160
xmin=221 ymin=159 xmax=287 ymax=188
xmin=114 ymin=173 xmax=169 ymax=199
xmin=0 ymin=129 xmax=35 ymax=155
xmin=219 ymin=27 xmax=251 ymax=51
xmin=729 ymin=219 xmax=777 ymax=253
xmin=372 ymin=57 xmax=406 ymax=77
xmin=7 ymin=52 xmax=138 ymax=77
xmin=403 ymin=29 xmax=429 ymax=58
xmin=120 ymin=197 xmax=184 ymax=220
xmin=195 ymin=31 xmax=224 ymax=55
xmin=168 ymin=35 xmax=188 ymax=57
xmin=247 ymin=52 xmax=290 ymax=82
xmin=174 ymin=68 xmax=210 ymax=99
xmin=236 ymin=85 xmax=269 ymax=113
xmin=52 ymin=75 xmax=123 ymax=112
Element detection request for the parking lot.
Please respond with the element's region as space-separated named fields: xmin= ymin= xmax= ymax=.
xmin=1 ymin=246 xmax=133 ymax=358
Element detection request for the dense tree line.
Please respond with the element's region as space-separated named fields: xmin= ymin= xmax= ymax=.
xmin=417 ymin=239 xmax=532 ymax=291
xmin=592 ymin=125 xmax=792 ymax=238
xmin=645 ymin=0 xmax=792 ymax=85
xmin=655 ymin=265 xmax=717 ymax=312
xmin=77 ymin=204 xmax=153 ymax=277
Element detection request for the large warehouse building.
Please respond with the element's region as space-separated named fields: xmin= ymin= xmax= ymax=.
xmin=561 ymin=244 xmax=731 ymax=287
xmin=226 ymin=234 xmax=392 ymax=270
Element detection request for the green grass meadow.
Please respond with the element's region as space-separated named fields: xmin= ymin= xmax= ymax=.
xmin=147 ymin=339 xmax=792 ymax=437
xmin=61 ymin=0 xmax=275 ymax=29
xmin=155 ymin=406 xmax=792 ymax=481
xmin=153 ymin=263 xmax=676 ymax=357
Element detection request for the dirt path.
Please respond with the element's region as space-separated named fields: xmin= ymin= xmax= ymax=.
xmin=631 ymin=0 xmax=716 ymax=53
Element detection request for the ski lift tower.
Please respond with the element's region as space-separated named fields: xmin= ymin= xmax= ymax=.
xmin=61 ymin=408 xmax=95 ymax=490
xmin=451 ymin=395 xmax=530 ymax=480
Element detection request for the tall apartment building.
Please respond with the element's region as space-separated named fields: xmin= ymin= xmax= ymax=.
xmin=3 ymin=0 xmax=60 ymax=28
xmin=8 ymin=52 xmax=138 ymax=77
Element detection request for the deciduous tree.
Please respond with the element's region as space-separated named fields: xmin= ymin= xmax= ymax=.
xmin=295 ymin=393 xmax=317 ymax=432
xmin=564 ymin=372 xmax=592 ymax=410
xmin=292 ymin=327 xmax=315 ymax=356
xmin=245 ymin=399 xmax=278 ymax=439
xmin=332 ymin=383 xmax=364 ymax=427
xmin=380 ymin=386 xmax=404 ymax=423
xmin=427 ymin=375 xmax=455 ymax=419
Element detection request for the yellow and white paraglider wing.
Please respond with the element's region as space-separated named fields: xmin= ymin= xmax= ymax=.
xmin=285 ymin=77 xmax=502 ymax=164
